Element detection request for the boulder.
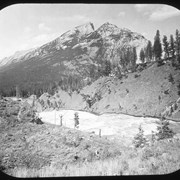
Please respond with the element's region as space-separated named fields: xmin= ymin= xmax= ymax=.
xmin=30 ymin=117 xmax=44 ymax=125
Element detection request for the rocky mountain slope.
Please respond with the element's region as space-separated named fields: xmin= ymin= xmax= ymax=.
xmin=0 ymin=22 xmax=148 ymax=95
xmin=0 ymin=48 xmax=35 ymax=67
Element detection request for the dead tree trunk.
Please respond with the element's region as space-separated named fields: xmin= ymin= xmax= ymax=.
xmin=99 ymin=129 xmax=101 ymax=138
xmin=59 ymin=115 xmax=63 ymax=126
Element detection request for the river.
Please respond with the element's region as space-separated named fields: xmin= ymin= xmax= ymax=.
xmin=38 ymin=109 xmax=160 ymax=138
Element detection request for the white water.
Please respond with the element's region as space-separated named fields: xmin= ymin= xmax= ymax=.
xmin=38 ymin=110 xmax=159 ymax=138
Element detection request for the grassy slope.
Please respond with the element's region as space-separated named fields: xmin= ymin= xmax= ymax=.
xmin=10 ymin=137 xmax=180 ymax=177
xmin=0 ymin=98 xmax=122 ymax=176
xmin=81 ymin=61 xmax=180 ymax=119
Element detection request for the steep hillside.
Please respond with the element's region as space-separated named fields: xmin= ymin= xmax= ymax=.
xmin=0 ymin=22 xmax=148 ymax=96
xmin=35 ymin=60 xmax=180 ymax=120
xmin=81 ymin=61 xmax=180 ymax=118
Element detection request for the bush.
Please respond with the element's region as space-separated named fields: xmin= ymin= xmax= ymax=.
xmin=155 ymin=117 xmax=175 ymax=140
xmin=168 ymin=74 xmax=174 ymax=84
xmin=133 ymin=125 xmax=148 ymax=148
xmin=30 ymin=110 xmax=43 ymax=124
xmin=5 ymin=150 xmax=50 ymax=170
xmin=141 ymin=148 xmax=154 ymax=160
xmin=177 ymin=83 xmax=180 ymax=96
xmin=74 ymin=112 xmax=79 ymax=129
xmin=157 ymin=60 xmax=165 ymax=67
xmin=0 ymin=153 xmax=6 ymax=171
xmin=134 ymin=74 xmax=140 ymax=78
xmin=164 ymin=90 xmax=169 ymax=95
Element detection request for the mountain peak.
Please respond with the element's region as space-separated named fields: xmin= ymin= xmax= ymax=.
xmin=74 ymin=22 xmax=95 ymax=35
xmin=96 ymin=22 xmax=120 ymax=37
xmin=100 ymin=22 xmax=118 ymax=29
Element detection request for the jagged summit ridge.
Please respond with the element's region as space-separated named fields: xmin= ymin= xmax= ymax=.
xmin=96 ymin=22 xmax=120 ymax=37
xmin=75 ymin=22 xmax=95 ymax=34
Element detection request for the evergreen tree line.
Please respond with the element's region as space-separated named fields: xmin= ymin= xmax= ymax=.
xmin=139 ymin=29 xmax=180 ymax=64
xmin=93 ymin=28 xmax=180 ymax=80
xmin=96 ymin=46 xmax=137 ymax=78
xmin=0 ymin=74 xmax=84 ymax=98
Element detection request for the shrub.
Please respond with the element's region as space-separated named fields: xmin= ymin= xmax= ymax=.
xmin=134 ymin=74 xmax=140 ymax=78
xmin=151 ymin=131 xmax=157 ymax=144
xmin=168 ymin=74 xmax=174 ymax=84
xmin=5 ymin=150 xmax=50 ymax=170
xmin=141 ymin=148 xmax=154 ymax=160
xmin=157 ymin=60 xmax=164 ymax=67
xmin=155 ymin=117 xmax=175 ymax=140
xmin=0 ymin=153 xmax=6 ymax=171
xmin=177 ymin=83 xmax=180 ymax=96
xmin=133 ymin=125 xmax=148 ymax=148
xmin=74 ymin=112 xmax=79 ymax=129
xmin=164 ymin=90 xmax=169 ymax=95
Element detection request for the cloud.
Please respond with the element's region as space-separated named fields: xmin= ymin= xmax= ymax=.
xmin=134 ymin=4 xmax=180 ymax=21
xmin=41 ymin=14 xmax=90 ymax=25
xmin=1 ymin=33 xmax=60 ymax=58
xmin=134 ymin=4 xmax=151 ymax=12
xmin=18 ymin=43 xmax=29 ymax=50
xmin=24 ymin=26 xmax=31 ymax=33
xmin=70 ymin=15 xmax=90 ymax=22
xmin=118 ymin=12 xmax=125 ymax=17
xmin=28 ymin=33 xmax=59 ymax=48
xmin=149 ymin=5 xmax=180 ymax=21
xmin=142 ymin=32 xmax=147 ymax=37
xmin=38 ymin=23 xmax=51 ymax=32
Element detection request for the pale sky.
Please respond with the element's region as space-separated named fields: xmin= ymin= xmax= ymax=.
xmin=0 ymin=4 xmax=180 ymax=59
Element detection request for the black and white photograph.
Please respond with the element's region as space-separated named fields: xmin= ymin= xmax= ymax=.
xmin=0 ymin=3 xmax=180 ymax=177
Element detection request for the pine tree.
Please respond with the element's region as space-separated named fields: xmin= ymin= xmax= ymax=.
xmin=175 ymin=29 xmax=180 ymax=63
xmin=74 ymin=112 xmax=79 ymax=129
xmin=169 ymin=34 xmax=175 ymax=58
xmin=119 ymin=47 xmax=128 ymax=72
xmin=155 ymin=117 xmax=175 ymax=140
xmin=162 ymin=35 xmax=169 ymax=59
xmin=145 ymin=40 xmax=153 ymax=62
xmin=125 ymin=47 xmax=131 ymax=67
xmin=89 ymin=64 xmax=96 ymax=80
xmin=133 ymin=125 xmax=148 ymax=148
xmin=132 ymin=47 xmax=137 ymax=71
xmin=97 ymin=63 xmax=103 ymax=77
xmin=116 ymin=65 xmax=122 ymax=79
xmin=104 ymin=60 xmax=111 ymax=76
xmin=153 ymin=30 xmax=162 ymax=61
xmin=140 ymin=48 xmax=145 ymax=63
xmin=15 ymin=85 xmax=21 ymax=98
